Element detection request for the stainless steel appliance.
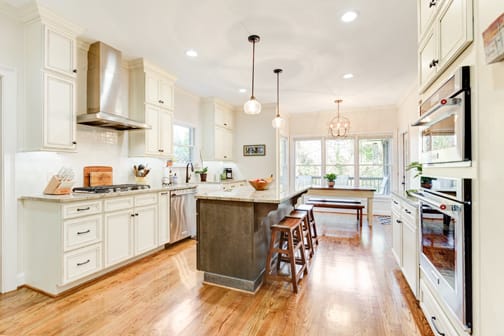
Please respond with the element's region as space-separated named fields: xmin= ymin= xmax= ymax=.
xmin=170 ymin=188 xmax=196 ymax=243
xmin=77 ymin=41 xmax=150 ymax=130
xmin=73 ymin=184 xmax=150 ymax=193
xmin=414 ymin=176 xmax=472 ymax=331
xmin=412 ymin=66 xmax=471 ymax=166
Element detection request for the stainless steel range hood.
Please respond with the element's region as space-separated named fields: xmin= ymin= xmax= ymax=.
xmin=77 ymin=41 xmax=150 ymax=130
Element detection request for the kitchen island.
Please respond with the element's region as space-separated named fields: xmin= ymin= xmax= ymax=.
xmin=196 ymin=186 xmax=308 ymax=293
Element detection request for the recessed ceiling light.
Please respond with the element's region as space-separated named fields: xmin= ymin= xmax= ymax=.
xmin=185 ymin=49 xmax=198 ymax=57
xmin=341 ymin=11 xmax=358 ymax=23
xmin=343 ymin=73 xmax=354 ymax=79
xmin=239 ymin=88 xmax=247 ymax=93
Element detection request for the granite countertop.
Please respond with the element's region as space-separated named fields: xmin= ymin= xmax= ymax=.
xmin=391 ymin=191 xmax=420 ymax=207
xmin=20 ymin=184 xmax=198 ymax=203
xmin=195 ymin=186 xmax=310 ymax=204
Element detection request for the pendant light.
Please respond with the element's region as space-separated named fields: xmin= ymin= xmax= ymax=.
xmin=243 ymin=35 xmax=262 ymax=114
xmin=272 ymin=68 xmax=284 ymax=129
xmin=328 ymin=99 xmax=350 ymax=137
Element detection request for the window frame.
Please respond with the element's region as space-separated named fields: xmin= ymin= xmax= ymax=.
xmin=292 ymin=134 xmax=393 ymax=195
xmin=172 ymin=122 xmax=196 ymax=166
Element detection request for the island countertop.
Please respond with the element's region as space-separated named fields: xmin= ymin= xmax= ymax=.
xmin=195 ymin=185 xmax=309 ymax=204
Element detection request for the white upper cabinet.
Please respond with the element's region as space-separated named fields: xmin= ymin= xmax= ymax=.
xmin=128 ymin=59 xmax=177 ymax=158
xmin=417 ymin=0 xmax=473 ymax=92
xmin=22 ymin=9 xmax=81 ymax=152
xmin=201 ymin=98 xmax=235 ymax=161
xmin=44 ymin=26 xmax=77 ymax=77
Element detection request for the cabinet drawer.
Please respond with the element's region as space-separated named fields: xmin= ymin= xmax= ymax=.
xmin=104 ymin=196 xmax=134 ymax=212
xmin=391 ymin=198 xmax=402 ymax=213
xmin=62 ymin=244 xmax=102 ymax=284
xmin=402 ymin=202 xmax=418 ymax=226
xmin=134 ymin=193 xmax=157 ymax=206
xmin=63 ymin=214 xmax=102 ymax=252
xmin=420 ymin=280 xmax=458 ymax=336
xmin=63 ymin=200 xmax=102 ymax=219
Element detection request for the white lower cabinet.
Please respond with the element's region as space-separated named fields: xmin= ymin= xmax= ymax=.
xmin=420 ymin=279 xmax=459 ymax=336
xmin=391 ymin=194 xmax=419 ymax=298
xmin=158 ymin=191 xmax=170 ymax=245
xmin=23 ymin=191 xmax=161 ymax=296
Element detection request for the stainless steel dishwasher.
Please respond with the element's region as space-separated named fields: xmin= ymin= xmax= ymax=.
xmin=169 ymin=187 xmax=196 ymax=243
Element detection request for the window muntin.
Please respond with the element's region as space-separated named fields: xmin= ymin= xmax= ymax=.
xmin=173 ymin=124 xmax=195 ymax=164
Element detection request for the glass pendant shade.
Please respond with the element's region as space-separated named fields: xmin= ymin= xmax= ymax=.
xmin=272 ymin=115 xmax=284 ymax=128
xmin=244 ymin=35 xmax=262 ymax=114
xmin=329 ymin=99 xmax=350 ymax=137
xmin=243 ymin=97 xmax=262 ymax=114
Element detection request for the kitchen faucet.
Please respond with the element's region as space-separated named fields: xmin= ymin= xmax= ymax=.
xmin=185 ymin=162 xmax=194 ymax=183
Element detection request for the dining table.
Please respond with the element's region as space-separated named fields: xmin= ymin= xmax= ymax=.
xmin=306 ymin=186 xmax=377 ymax=226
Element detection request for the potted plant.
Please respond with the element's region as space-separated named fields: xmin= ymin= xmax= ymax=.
xmin=406 ymin=161 xmax=436 ymax=189
xmin=324 ymin=173 xmax=337 ymax=187
xmin=195 ymin=167 xmax=208 ymax=182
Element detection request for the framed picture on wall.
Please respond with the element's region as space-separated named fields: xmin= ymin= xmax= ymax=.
xmin=243 ymin=144 xmax=266 ymax=156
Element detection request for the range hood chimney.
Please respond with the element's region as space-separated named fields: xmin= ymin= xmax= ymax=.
xmin=77 ymin=41 xmax=150 ymax=130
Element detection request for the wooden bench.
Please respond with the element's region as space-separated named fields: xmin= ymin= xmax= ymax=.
xmin=307 ymin=197 xmax=361 ymax=204
xmin=305 ymin=199 xmax=365 ymax=228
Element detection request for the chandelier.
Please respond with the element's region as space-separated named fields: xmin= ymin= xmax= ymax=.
xmin=328 ymin=99 xmax=350 ymax=137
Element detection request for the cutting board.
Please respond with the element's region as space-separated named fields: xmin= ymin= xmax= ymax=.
xmin=83 ymin=166 xmax=113 ymax=186
xmin=90 ymin=172 xmax=113 ymax=186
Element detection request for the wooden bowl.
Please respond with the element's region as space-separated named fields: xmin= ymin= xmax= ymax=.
xmin=248 ymin=178 xmax=273 ymax=191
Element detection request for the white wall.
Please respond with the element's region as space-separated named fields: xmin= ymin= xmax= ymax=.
xmin=233 ymin=103 xmax=277 ymax=180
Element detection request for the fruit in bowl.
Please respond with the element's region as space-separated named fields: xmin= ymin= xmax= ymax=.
xmin=248 ymin=176 xmax=274 ymax=191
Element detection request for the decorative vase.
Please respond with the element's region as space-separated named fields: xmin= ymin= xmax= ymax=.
xmin=200 ymin=173 xmax=207 ymax=182
xmin=328 ymin=181 xmax=335 ymax=188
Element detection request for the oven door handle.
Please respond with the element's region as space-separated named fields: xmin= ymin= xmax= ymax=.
xmin=415 ymin=193 xmax=444 ymax=209
xmin=411 ymin=97 xmax=462 ymax=126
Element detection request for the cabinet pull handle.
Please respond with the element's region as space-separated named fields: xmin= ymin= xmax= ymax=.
xmin=158 ymin=149 xmax=164 ymax=152
xmin=404 ymin=209 xmax=411 ymax=214
xmin=77 ymin=229 xmax=90 ymax=235
xmin=77 ymin=259 xmax=90 ymax=266
xmin=72 ymin=141 xmax=77 ymax=145
xmin=393 ymin=200 xmax=399 ymax=205
xmin=224 ymin=155 xmax=227 ymax=158
xmin=428 ymin=0 xmax=437 ymax=8
xmin=131 ymin=213 xmax=135 ymax=217
xmin=429 ymin=59 xmax=439 ymax=68
xmin=76 ymin=207 xmax=90 ymax=212
xmin=160 ymin=192 xmax=168 ymax=195
xmin=72 ymin=69 xmax=78 ymax=73
xmin=158 ymin=100 xmax=164 ymax=104
xmin=396 ymin=219 xmax=402 ymax=224
xmin=224 ymin=123 xmax=228 ymax=126
xmin=430 ymin=316 xmax=445 ymax=336
xmin=135 ymin=213 xmax=139 ymax=216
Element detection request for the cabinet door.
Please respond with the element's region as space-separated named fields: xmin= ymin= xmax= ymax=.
xmin=158 ymin=110 xmax=173 ymax=156
xmin=392 ymin=210 xmax=402 ymax=267
xmin=145 ymin=72 xmax=159 ymax=106
xmin=215 ymin=104 xmax=233 ymax=129
xmin=438 ymin=0 xmax=473 ymax=68
xmin=158 ymin=78 xmax=174 ymax=110
xmin=418 ymin=28 xmax=438 ymax=90
xmin=214 ymin=126 xmax=233 ymax=160
xmin=104 ymin=210 xmax=134 ymax=267
xmin=44 ymin=26 xmax=76 ymax=77
xmin=134 ymin=205 xmax=158 ymax=255
xmin=402 ymin=219 xmax=418 ymax=297
xmin=44 ymin=73 xmax=76 ymax=150
xmin=144 ymin=105 xmax=160 ymax=155
xmin=418 ymin=0 xmax=443 ymax=39
xmin=158 ymin=192 xmax=170 ymax=245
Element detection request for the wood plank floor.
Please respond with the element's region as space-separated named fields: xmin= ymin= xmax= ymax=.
xmin=0 ymin=215 xmax=433 ymax=336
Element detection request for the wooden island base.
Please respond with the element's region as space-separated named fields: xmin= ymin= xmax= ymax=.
xmin=196 ymin=190 xmax=306 ymax=293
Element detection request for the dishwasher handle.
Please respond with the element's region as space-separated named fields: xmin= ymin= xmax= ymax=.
xmin=171 ymin=188 xmax=197 ymax=197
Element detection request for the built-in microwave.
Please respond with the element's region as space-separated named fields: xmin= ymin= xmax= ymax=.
xmin=412 ymin=66 xmax=471 ymax=166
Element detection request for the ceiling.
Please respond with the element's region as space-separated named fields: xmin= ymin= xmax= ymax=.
xmin=17 ymin=0 xmax=418 ymax=114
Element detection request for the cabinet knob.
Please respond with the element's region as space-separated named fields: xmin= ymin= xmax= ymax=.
xmin=224 ymin=123 xmax=228 ymax=126
xmin=158 ymin=149 xmax=164 ymax=153
xmin=72 ymin=141 xmax=77 ymax=145
xmin=223 ymin=155 xmax=227 ymax=159
xmin=429 ymin=59 xmax=439 ymax=68
xmin=396 ymin=219 xmax=402 ymax=224
xmin=131 ymin=213 xmax=135 ymax=217
xmin=158 ymin=100 xmax=164 ymax=104
xmin=428 ymin=0 xmax=437 ymax=8
xmin=72 ymin=69 xmax=77 ymax=73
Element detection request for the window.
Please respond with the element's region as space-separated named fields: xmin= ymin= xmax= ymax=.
xmin=294 ymin=136 xmax=392 ymax=194
xmin=173 ymin=124 xmax=195 ymax=164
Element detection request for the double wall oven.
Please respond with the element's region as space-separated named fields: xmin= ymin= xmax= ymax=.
xmin=415 ymin=177 xmax=472 ymax=331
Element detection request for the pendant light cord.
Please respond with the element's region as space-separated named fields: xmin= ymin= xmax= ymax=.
xmin=251 ymin=40 xmax=255 ymax=99
xmin=276 ymin=71 xmax=280 ymax=117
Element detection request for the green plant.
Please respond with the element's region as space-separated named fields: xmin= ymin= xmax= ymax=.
xmin=406 ymin=161 xmax=436 ymax=185
xmin=324 ymin=173 xmax=337 ymax=182
xmin=195 ymin=167 xmax=208 ymax=174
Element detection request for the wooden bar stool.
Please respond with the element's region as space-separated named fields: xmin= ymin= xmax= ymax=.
xmin=295 ymin=204 xmax=319 ymax=246
xmin=286 ymin=210 xmax=314 ymax=259
xmin=265 ymin=217 xmax=308 ymax=293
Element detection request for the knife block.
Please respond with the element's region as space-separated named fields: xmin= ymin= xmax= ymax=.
xmin=43 ymin=176 xmax=74 ymax=195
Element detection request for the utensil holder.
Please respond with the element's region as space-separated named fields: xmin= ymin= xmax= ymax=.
xmin=135 ymin=176 xmax=148 ymax=185
xmin=43 ymin=176 xmax=74 ymax=195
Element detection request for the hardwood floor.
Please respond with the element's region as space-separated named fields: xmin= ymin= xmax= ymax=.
xmin=0 ymin=215 xmax=433 ymax=336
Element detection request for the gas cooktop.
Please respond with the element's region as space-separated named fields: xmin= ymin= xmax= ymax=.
xmin=73 ymin=184 xmax=151 ymax=194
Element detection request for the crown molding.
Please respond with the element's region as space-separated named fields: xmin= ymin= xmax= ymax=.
xmin=20 ymin=3 xmax=83 ymax=35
